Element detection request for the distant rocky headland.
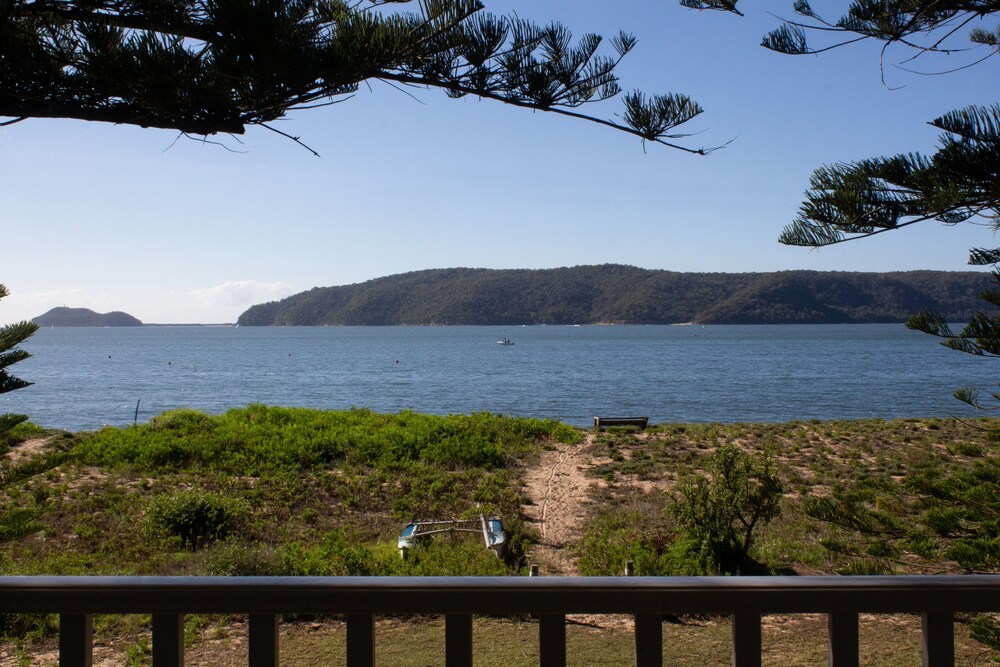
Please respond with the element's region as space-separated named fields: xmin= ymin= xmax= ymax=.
xmin=236 ymin=265 xmax=994 ymax=326
xmin=33 ymin=307 xmax=143 ymax=327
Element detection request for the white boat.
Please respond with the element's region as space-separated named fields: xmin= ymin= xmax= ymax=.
xmin=397 ymin=515 xmax=507 ymax=559
xmin=496 ymin=337 xmax=514 ymax=345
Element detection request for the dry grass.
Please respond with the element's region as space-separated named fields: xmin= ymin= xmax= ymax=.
xmin=3 ymin=613 xmax=995 ymax=666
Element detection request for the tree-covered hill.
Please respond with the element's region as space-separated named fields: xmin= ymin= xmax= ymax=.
xmin=33 ymin=307 xmax=142 ymax=327
xmin=236 ymin=266 xmax=993 ymax=326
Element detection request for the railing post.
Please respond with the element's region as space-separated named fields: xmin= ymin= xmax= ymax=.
xmin=445 ymin=613 xmax=473 ymax=667
xmin=827 ymin=613 xmax=859 ymax=667
xmin=634 ymin=614 xmax=663 ymax=667
xmin=152 ymin=613 xmax=185 ymax=667
xmin=248 ymin=614 xmax=278 ymax=667
xmin=59 ymin=613 xmax=93 ymax=667
xmin=347 ymin=614 xmax=375 ymax=667
xmin=921 ymin=612 xmax=954 ymax=667
xmin=538 ymin=614 xmax=566 ymax=667
xmin=731 ymin=613 xmax=761 ymax=667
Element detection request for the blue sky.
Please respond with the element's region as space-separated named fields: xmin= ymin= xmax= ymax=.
xmin=2 ymin=1 xmax=995 ymax=324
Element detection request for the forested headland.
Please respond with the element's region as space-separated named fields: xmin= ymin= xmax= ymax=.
xmin=237 ymin=265 xmax=992 ymax=326
xmin=32 ymin=307 xmax=142 ymax=327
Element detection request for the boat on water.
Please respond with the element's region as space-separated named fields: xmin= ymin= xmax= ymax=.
xmin=397 ymin=515 xmax=506 ymax=558
xmin=497 ymin=337 xmax=514 ymax=345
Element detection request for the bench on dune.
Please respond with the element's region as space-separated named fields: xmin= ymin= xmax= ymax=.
xmin=593 ymin=416 xmax=648 ymax=431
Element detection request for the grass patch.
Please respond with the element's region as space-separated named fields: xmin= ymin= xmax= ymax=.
xmin=75 ymin=406 xmax=576 ymax=474
xmin=11 ymin=614 xmax=994 ymax=666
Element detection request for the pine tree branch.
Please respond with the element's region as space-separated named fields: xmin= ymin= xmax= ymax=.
xmin=0 ymin=102 xmax=248 ymax=135
xmin=13 ymin=2 xmax=216 ymax=42
xmin=374 ymin=71 xmax=715 ymax=154
xmin=259 ymin=123 xmax=321 ymax=157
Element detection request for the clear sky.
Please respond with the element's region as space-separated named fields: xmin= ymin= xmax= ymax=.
xmin=2 ymin=1 xmax=995 ymax=324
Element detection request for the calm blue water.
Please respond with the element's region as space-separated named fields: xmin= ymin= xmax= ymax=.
xmin=2 ymin=324 xmax=996 ymax=431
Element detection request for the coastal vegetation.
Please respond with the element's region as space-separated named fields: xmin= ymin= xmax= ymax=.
xmin=236 ymin=265 xmax=991 ymax=326
xmin=577 ymin=419 xmax=1000 ymax=576
xmin=7 ymin=407 xmax=576 ymax=577
xmin=2 ymin=409 xmax=999 ymax=663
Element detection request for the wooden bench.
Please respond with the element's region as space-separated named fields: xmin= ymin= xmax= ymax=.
xmin=594 ymin=416 xmax=648 ymax=431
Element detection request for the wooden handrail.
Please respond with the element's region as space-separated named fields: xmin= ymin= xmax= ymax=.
xmin=2 ymin=575 xmax=998 ymax=666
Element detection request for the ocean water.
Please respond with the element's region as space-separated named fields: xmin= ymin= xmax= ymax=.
xmin=2 ymin=324 xmax=996 ymax=431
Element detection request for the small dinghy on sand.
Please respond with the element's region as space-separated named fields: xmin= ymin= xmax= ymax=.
xmin=398 ymin=514 xmax=506 ymax=559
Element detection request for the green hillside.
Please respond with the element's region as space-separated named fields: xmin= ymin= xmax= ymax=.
xmin=32 ymin=307 xmax=143 ymax=327
xmin=237 ymin=265 xmax=993 ymax=326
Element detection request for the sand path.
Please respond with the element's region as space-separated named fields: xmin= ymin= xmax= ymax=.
xmin=4 ymin=436 xmax=55 ymax=466
xmin=521 ymin=433 xmax=596 ymax=576
xmin=521 ymin=433 xmax=637 ymax=631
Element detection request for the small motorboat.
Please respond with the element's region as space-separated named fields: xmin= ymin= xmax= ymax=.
xmin=496 ymin=338 xmax=514 ymax=345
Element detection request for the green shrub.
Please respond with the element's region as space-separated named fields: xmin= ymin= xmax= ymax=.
xmin=970 ymin=616 xmax=1000 ymax=651
xmin=671 ymin=445 xmax=784 ymax=574
xmin=280 ymin=531 xmax=375 ymax=576
xmin=147 ymin=410 xmax=218 ymax=435
xmin=0 ymin=422 xmax=45 ymax=452
xmin=125 ymin=637 xmax=151 ymax=667
xmin=395 ymin=539 xmax=508 ymax=576
xmin=206 ymin=541 xmax=279 ymax=576
xmin=145 ymin=490 xmax=246 ymax=550
xmin=0 ymin=613 xmax=57 ymax=641
xmin=577 ymin=508 xmax=710 ymax=576
xmin=949 ymin=442 xmax=985 ymax=457
xmin=0 ymin=508 xmax=41 ymax=542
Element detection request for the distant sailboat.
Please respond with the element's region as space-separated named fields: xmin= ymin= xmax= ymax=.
xmin=497 ymin=330 xmax=514 ymax=345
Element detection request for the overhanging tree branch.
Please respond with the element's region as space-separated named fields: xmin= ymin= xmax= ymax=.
xmin=0 ymin=0 xmax=713 ymax=153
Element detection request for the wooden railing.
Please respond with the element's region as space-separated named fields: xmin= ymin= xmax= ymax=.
xmin=2 ymin=575 xmax=999 ymax=666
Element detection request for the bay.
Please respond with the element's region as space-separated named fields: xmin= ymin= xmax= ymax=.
xmin=2 ymin=324 xmax=996 ymax=431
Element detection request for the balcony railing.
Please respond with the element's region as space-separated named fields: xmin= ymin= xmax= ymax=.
xmin=2 ymin=575 xmax=999 ymax=666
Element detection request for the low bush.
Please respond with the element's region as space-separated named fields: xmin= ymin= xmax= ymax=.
xmin=0 ymin=508 xmax=41 ymax=542
xmin=280 ymin=531 xmax=377 ymax=576
xmin=577 ymin=508 xmax=709 ymax=576
xmin=0 ymin=612 xmax=57 ymax=642
xmin=671 ymin=445 xmax=783 ymax=574
xmin=145 ymin=490 xmax=247 ymax=551
xmin=0 ymin=421 xmax=45 ymax=452
xmin=394 ymin=539 xmax=509 ymax=576
xmin=205 ymin=540 xmax=279 ymax=576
